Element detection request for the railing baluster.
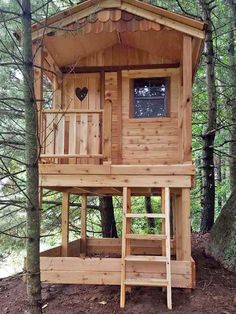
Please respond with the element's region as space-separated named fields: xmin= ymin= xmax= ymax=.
xmin=45 ymin=113 xmax=55 ymax=155
xmin=91 ymin=113 xmax=100 ymax=155
xmin=103 ymin=100 xmax=112 ymax=163
xmin=69 ymin=113 xmax=77 ymax=155
xmin=80 ymin=113 xmax=88 ymax=155
xmin=56 ymin=113 xmax=65 ymax=155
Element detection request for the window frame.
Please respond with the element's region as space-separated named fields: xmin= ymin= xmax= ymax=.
xmin=129 ymin=76 xmax=170 ymax=121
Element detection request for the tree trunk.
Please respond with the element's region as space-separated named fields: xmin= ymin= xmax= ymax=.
xmin=215 ymin=154 xmax=222 ymax=210
xmin=200 ymin=0 xmax=217 ymax=233
xmin=99 ymin=196 xmax=118 ymax=238
xmin=21 ymin=0 xmax=42 ymax=313
xmin=207 ymin=191 xmax=236 ymax=272
xmin=145 ymin=196 xmax=155 ymax=232
xmin=207 ymin=0 xmax=236 ymax=272
xmin=228 ymin=0 xmax=236 ymax=191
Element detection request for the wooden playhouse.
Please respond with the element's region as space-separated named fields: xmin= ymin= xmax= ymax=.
xmin=32 ymin=0 xmax=205 ymax=309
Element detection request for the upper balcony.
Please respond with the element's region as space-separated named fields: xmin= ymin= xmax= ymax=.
xmin=39 ymin=99 xmax=112 ymax=166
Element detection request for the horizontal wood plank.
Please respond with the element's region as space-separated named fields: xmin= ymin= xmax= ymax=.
xmin=40 ymin=174 xmax=192 ymax=188
xmin=40 ymin=257 xmax=193 ymax=288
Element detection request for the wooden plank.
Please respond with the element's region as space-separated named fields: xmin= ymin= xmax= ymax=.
xmin=117 ymin=70 xmax=122 ymax=163
xmin=40 ymin=238 xmax=175 ymax=257
xmin=103 ymin=99 xmax=112 ymax=163
xmin=174 ymin=194 xmax=182 ymax=260
xmin=120 ymin=2 xmax=204 ymax=39
xmin=122 ymin=67 xmax=180 ymax=78
xmin=125 ymin=255 xmax=167 ymax=262
xmin=182 ymin=35 xmax=193 ymax=162
xmin=43 ymin=109 xmax=103 ymax=113
xmin=55 ymin=113 xmax=65 ymax=155
xmin=80 ymin=195 xmax=87 ymax=257
xmin=120 ymin=187 xmax=128 ymax=308
xmin=124 ymin=278 xmax=168 ymax=287
xmin=181 ymin=188 xmax=191 ymax=260
xmin=69 ymin=114 xmax=77 ymax=154
xmin=39 ymin=164 xmax=111 ymax=175
xmin=79 ymin=113 xmax=88 ymax=155
xmin=126 ymin=213 xmax=165 ymax=218
xmin=39 ymin=164 xmax=195 ymax=175
xmin=41 ymin=154 xmax=103 ymax=158
xmin=40 ymin=174 xmax=192 ymax=188
xmin=61 ymin=63 xmax=180 ymax=74
xmin=40 ymin=257 xmax=193 ymax=288
xmin=61 ymin=192 xmax=69 ymax=257
xmin=126 ymin=234 xmax=166 ymax=240
xmin=161 ymin=188 xmax=166 ymax=256
xmin=164 ymin=187 xmax=172 ymax=310
xmin=90 ymin=114 xmax=100 ymax=155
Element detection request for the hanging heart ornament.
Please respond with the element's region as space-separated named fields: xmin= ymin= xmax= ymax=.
xmin=75 ymin=87 xmax=88 ymax=102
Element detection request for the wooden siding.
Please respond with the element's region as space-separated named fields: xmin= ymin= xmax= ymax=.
xmin=121 ymin=68 xmax=180 ymax=164
xmin=76 ymin=44 xmax=176 ymax=67
xmin=40 ymin=257 xmax=194 ymax=288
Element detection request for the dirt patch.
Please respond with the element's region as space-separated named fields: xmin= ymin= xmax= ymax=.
xmin=0 ymin=234 xmax=235 ymax=314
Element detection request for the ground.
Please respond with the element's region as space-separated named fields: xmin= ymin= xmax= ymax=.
xmin=0 ymin=234 xmax=235 ymax=314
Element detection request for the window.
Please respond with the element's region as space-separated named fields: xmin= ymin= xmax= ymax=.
xmin=132 ymin=77 xmax=169 ymax=119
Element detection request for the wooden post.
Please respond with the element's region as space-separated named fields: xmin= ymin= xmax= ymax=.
xmin=181 ymin=188 xmax=191 ymax=260
xmin=182 ymin=35 xmax=193 ymax=162
xmin=120 ymin=187 xmax=131 ymax=308
xmin=103 ymin=98 xmax=112 ymax=164
xmin=161 ymin=188 xmax=166 ymax=256
xmin=61 ymin=192 xmax=69 ymax=257
xmin=80 ymin=195 xmax=87 ymax=257
xmin=174 ymin=193 xmax=182 ymax=260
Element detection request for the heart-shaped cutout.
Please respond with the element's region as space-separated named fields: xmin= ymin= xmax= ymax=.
xmin=75 ymin=87 xmax=88 ymax=102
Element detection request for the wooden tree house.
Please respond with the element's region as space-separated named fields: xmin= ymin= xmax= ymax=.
xmin=31 ymin=0 xmax=205 ymax=309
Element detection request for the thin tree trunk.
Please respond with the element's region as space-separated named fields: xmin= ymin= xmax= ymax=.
xmin=215 ymin=154 xmax=222 ymax=209
xmin=200 ymin=0 xmax=217 ymax=233
xmin=21 ymin=0 xmax=42 ymax=313
xmin=99 ymin=196 xmax=118 ymax=238
xmin=145 ymin=196 xmax=155 ymax=232
xmin=228 ymin=0 xmax=236 ymax=191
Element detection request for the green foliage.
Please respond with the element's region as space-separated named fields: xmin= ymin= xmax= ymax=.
xmin=0 ymin=0 xmax=235 ymax=259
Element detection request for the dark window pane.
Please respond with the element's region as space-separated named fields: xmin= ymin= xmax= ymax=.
xmin=133 ymin=77 xmax=168 ymax=118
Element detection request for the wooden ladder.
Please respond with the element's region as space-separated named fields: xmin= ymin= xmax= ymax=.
xmin=120 ymin=187 xmax=172 ymax=310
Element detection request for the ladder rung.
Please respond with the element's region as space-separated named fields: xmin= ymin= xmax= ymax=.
xmin=126 ymin=213 xmax=165 ymax=219
xmin=125 ymin=255 xmax=167 ymax=262
xmin=124 ymin=278 xmax=168 ymax=287
xmin=125 ymin=234 xmax=167 ymax=240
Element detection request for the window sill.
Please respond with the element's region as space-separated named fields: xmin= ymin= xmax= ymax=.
xmin=127 ymin=117 xmax=172 ymax=123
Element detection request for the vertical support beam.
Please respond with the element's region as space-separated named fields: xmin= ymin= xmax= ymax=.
xmin=120 ymin=187 xmax=131 ymax=308
xmin=181 ymin=188 xmax=191 ymax=260
xmin=174 ymin=193 xmax=182 ymax=260
xmin=182 ymin=35 xmax=193 ymax=162
xmin=61 ymin=192 xmax=69 ymax=257
xmin=161 ymin=188 xmax=166 ymax=256
xmin=52 ymin=74 xmax=63 ymax=109
xmin=165 ymin=187 xmax=172 ymax=310
xmin=117 ymin=70 xmax=123 ymax=164
xmin=80 ymin=195 xmax=87 ymax=257
xmin=103 ymin=99 xmax=112 ymax=164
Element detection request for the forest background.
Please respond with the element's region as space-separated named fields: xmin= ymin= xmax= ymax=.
xmin=0 ymin=0 xmax=235 ymax=277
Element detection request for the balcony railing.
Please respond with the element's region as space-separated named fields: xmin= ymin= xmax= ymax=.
xmin=39 ymin=100 xmax=112 ymax=164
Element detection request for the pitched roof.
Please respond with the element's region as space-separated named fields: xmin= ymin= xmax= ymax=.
xmin=31 ymin=0 xmax=205 ymax=41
